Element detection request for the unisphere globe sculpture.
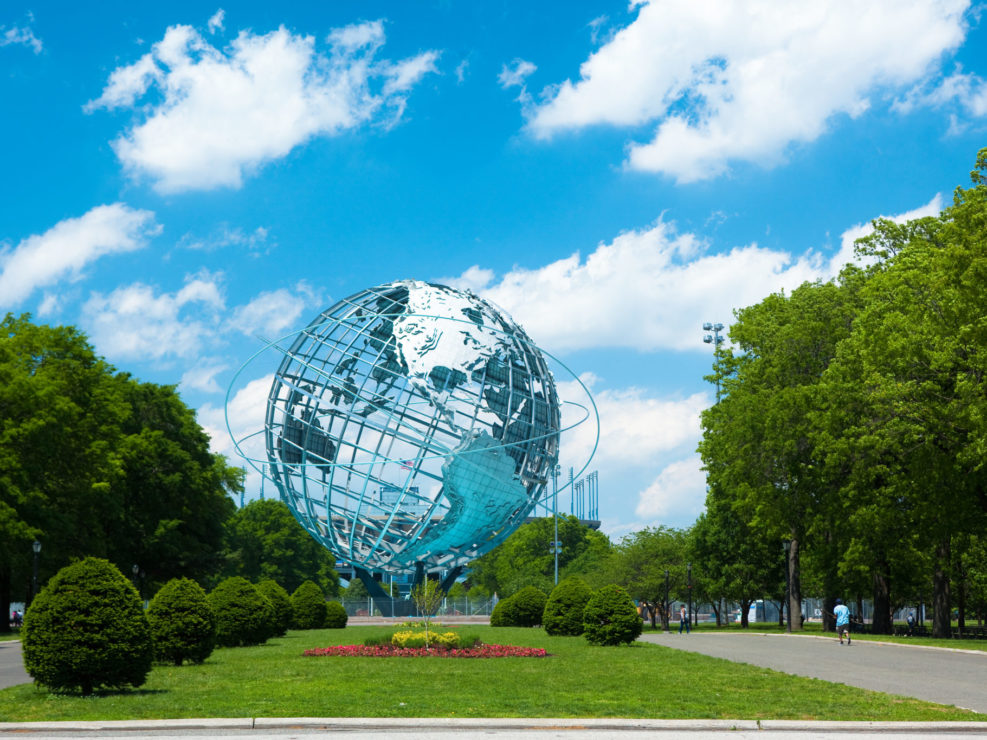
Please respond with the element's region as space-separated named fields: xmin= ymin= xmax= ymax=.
xmin=227 ymin=279 xmax=595 ymax=576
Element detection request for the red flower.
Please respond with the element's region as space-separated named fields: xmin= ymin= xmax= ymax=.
xmin=302 ymin=644 xmax=547 ymax=658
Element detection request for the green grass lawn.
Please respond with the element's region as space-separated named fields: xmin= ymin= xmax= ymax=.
xmin=0 ymin=626 xmax=978 ymax=722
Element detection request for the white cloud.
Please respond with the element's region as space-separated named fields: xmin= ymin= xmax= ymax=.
xmin=456 ymin=220 xmax=825 ymax=353
xmin=207 ymin=9 xmax=225 ymax=34
xmin=634 ymin=455 xmax=707 ymax=522
xmin=498 ymin=58 xmax=536 ymax=89
xmin=81 ymin=271 xmax=225 ymax=361
xmin=1 ymin=23 xmax=42 ymax=53
xmin=179 ymin=225 xmax=271 ymax=254
xmin=86 ymin=20 xmax=439 ymax=192
xmin=228 ymin=282 xmax=322 ymax=339
xmin=0 ymin=203 xmax=159 ymax=309
xmin=894 ymin=68 xmax=987 ymax=118
xmin=455 ymin=59 xmax=469 ymax=84
xmin=181 ymin=360 xmax=228 ymax=394
xmin=454 ymin=193 xmax=941 ymax=356
xmin=527 ymin=0 xmax=970 ymax=181
xmin=198 ymin=373 xmax=272 ymax=494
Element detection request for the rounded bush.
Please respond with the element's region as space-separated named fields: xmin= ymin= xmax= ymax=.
xmin=510 ymin=586 xmax=547 ymax=627
xmin=583 ymin=584 xmax=643 ymax=646
xmin=22 ymin=557 xmax=152 ymax=695
xmin=489 ymin=594 xmax=515 ymax=626
xmin=543 ymin=576 xmax=592 ymax=636
xmin=290 ymin=580 xmax=327 ymax=629
xmin=256 ymin=580 xmax=292 ymax=637
xmin=208 ymin=577 xmax=274 ymax=647
xmin=324 ymin=600 xmax=348 ymax=629
xmin=490 ymin=586 xmax=546 ymax=627
xmin=147 ymin=577 xmax=215 ymax=665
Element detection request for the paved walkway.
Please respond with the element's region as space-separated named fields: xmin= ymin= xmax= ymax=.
xmin=0 ymin=642 xmax=26 ymax=690
xmin=638 ymin=632 xmax=987 ymax=713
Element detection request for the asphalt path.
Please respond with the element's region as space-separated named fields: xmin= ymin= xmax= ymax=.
xmin=638 ymin=631 xmax=987 ymax=714
xmin=0 ymin=642 xmax=26 ymax=690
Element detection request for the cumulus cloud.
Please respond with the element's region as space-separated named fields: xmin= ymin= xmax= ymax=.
xmin=894 ymin=68 xmax=987 ymax=119
xmin=81 ymin=271 xmax=225 ymax=361
xmin=452 ymin=220 xmax=825 ymax=353
xmin=181 ymin=360 xmax=229 ymax=394
xmin=1 ymin=23 xmax=42 ymax=53
xmin=526 ymin=0 xmax=970 ymax=181
xmin=85 ymin=19 xmax=439 ymax=192
xmin=0 ymin=203 xmax=159 ymax=309
xmin=207 ymin=9 xmax=225 ymax=34
xmin=450 ymin=193 xmax=942 ymax=356
xmin=198 ymin=373 xmax=272 ymax=494
xmin=179 ymin=225 xmax=271 ymax=255
xmin=498 ymin=58 xmax=536 ymax=89
xmin=228 ymin=281 xmax=323 ymax=339
xmin=634 ymin=455 xmax=707 ymax=522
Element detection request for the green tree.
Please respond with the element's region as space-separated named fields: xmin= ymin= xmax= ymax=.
xmin=0 ymin=315 xmax=241 ymax=621
xmin=0 ymin=316 xmax=128 ymax=621
xmin=468 ymin=516 xmax=611 ymax=598
xmin=220 ymin=499 xmax=338 ymax=596
xmin=543 ymin=576 xmax=592 ymax=636
xmin=255 ymin=580 xmax=292 ymax=637
xmin=208 ymin=577 xmax=273 ymax=647
xmin=604 ymin=526 xmax=688 ymax=630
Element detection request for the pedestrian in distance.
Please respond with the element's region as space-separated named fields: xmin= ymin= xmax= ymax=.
xmin=906 ymin=611 xmax=916 ymax=636
xmin=678 ymin=604 xmax=690 ymax=634
xmin=833 ymin=598 xmax=851 ymax=645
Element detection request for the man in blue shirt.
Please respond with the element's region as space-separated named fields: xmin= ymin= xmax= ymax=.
xmin=834 ymin=598 xmax=851 ymax=645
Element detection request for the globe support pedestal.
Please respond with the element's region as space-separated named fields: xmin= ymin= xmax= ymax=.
xmin=353 ymin=565 xmax=466 ymax=618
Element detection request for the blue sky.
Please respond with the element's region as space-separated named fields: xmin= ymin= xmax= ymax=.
xmin=2 ymin=1 xmax=986 ymax=538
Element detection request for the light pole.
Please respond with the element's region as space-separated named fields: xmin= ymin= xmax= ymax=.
xmin=702 ymin=322 xmax=725 ymax=403
xmin=687 ymin=562 xmax=693 ymax=628
xmin=30 ymin=540 xmax=41 ymax=606
xmin=782 ymin=540 xmax=792 ymax=633
xmin=552 ymin=464 xmax=561 ymax=586
xmin=664 ymin=569 xmax=670 ymax=632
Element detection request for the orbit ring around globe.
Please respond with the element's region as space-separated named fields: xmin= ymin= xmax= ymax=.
xmin=226 ymin=280 xmax=598 ymax=575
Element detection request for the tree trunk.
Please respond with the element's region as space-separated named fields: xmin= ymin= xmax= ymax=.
xmin=740 ymin=598 xmax=752 ymax=628
xmin=0 ymin=566 xmax=10 ymax=633
xmin=822 ymin=596 xmax=836 ymax=632
xmin=711 ymin=599 xmax=721 ymax=627
xmin=777 ymin=599 xmax=785 ymax=627
xmin=932 ymin=539 xmax=952 ymax=638
xmin=788 ymin=535 xmax=803 ymax=630
xmin=872 ymin=564 xmax=892 ymax=634
xmin=957 ymin=576 xmax=966 ymax=637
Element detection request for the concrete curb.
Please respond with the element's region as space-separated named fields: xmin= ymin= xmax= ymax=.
xmin=2 ymin=718 xmax=987 ymax=733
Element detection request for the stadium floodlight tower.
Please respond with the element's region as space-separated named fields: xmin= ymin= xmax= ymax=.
xmin=228 ymin=280 xmax=597 ymax=615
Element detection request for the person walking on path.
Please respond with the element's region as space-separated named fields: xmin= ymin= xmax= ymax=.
xmin=678 ymin=605 xmax=690 ymax=634
xmin=833 ymin=599 xmax=851 ymax=645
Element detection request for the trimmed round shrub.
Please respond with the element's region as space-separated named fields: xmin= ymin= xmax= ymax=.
xmin=489 ymin=594 xmax=516 ymax=626
xmin=510 ymin=586 xmax=547 ymax=627
xmin=147 ymin=577 xmax=215 ymax=665
xmin=583 ymin=584 xmax=643 ymax=646
xmin=543 ymin=576 xmax=592 ymax=636
xmin=256 ymin=580 xmax=292 ymax=637
xmin=325 ymin=600 xmax=348 ymax=629
xmin=291 ymin=580 xmax=327 ymax=629
xmin=490 ymin=586 xmax=546 ymax=627
xmin=22 ymin=557 xmax=152 ymax=695
xmin=208 ymin=577 xmax=274 ymax=647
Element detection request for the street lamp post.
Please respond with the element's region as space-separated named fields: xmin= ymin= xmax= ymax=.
xmin=687 ymin=562 xmax=693 ymax=628
xmin=782 ymin=541 xmax=792 ymax=633
xmin=702 ymin=322 xmax=725 ymax=403
xmin=552 ymin=464 xmax=561 ymax=586
xmin=31 ymin=540 xmax=41 ymax=606
xmin=664 ymin=569 xmax=670 ymax=632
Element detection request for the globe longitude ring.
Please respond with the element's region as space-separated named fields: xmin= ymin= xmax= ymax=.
xmin=226 ymin=279 xmax=597 ymax=575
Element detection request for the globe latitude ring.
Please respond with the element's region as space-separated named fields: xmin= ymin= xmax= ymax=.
xmin=226 ymin=280 xmax=597 ymax=575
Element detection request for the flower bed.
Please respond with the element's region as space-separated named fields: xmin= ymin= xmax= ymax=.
xmin=303 ymin=644 xmax=547 ymax=658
